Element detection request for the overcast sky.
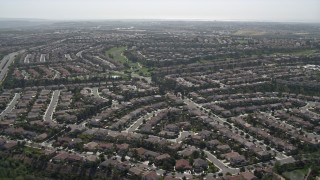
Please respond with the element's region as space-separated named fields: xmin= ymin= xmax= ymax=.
xmin=0 ymin=0 xmax=319 ymax=22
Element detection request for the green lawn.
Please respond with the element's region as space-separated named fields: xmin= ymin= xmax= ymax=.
xmin=274 ymin=49 xmax=319 ymax=57
xmin=106 ymin=46 xmax=151 ymax=77
xmin=106 ymin=47 xmax=128 ymax=63
xmin=233 ymin=29 xmax=267 ymax=36
xmin=140 ymin=67 xmax=151 ymax=76
xmin=299 ymin=149 xmax=320 ymax=159
xmin=235 ymin=39 xmax=248 ymax=44
xmin=23 ymin=146 xmax=43 ymax=157
xmin=282 ymin=168 xmax=308 ymax=180
xmin=292 ymin=49 xmax=319 ymax=56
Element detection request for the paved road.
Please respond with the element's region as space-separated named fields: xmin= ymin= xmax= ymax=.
xmin=94 ymin=56 xmax=116 ymax=69
xmin=43 ymin=90 xmax=60 ymax=122
xmin=24 ymin=54 xmax=31 ymax=63
xmin=124 ymin=109 xmax=163 ymax=133
xmin=40 ymin=54 xmax=46 ymax=62
xmin=168 ymin=131 xmax=194 ymax=143
xmin=0 ymin=93 xmax=20 ymax=119
xmin=42 ymin=129 xmax=65 ymax=144
xmin=131 ymin=72 xmax=152 ymax=84
xmin=182 ymin=96 xmax=295 ymax=172
xmin=76 ymin=50 xmax=84 ymax=58
xmin=276 ymin=156 xmax=295 ymax=165
xmin=137 ymin=51 xmax=146 ymax=58
xmin=204 ymin=150 xmax=240 ymax=175
xmin=92 ymin=87 xmax=108 ymax=101
xmin=65 ymin=54 xmax=73 ymax=61
xmin=0 ymin=54 xmax=10 ymax=70
xmin=0 ymin=50 xmax=24 ymax=83
xmin=49 ymin=67 xmax=60 ymax=79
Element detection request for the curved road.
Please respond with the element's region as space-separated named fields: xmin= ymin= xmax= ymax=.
xmin=0 ymin=50 xmax=24 ymax=83
xmin=204 ymin=150 xmax=240 ymax=175
xmin=92 ymin=87 xmax=108 ymax=101
xmin=0 ymin=93 xmax=20 ymax=119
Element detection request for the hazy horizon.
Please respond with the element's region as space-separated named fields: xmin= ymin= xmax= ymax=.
xmin=0 ymin=0 xmax=320 ymax=23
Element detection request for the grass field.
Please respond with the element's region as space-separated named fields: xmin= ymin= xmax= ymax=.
xmin=23 ymin=146 xmax=43 ymax=157
xmin=291 ymin=49 xmax=319 ymax=56
xmin=106 ymin=46 xmax=151 ymax=77
xmin=106 ymin=47 xmax=128 ymax=63
xmin=235 ymin=39 xmax=248 ymax=44
xmin=233 ymin=29 xmax=267 ymax=36
xmin=282 ymin=168 xmax=308 ymax=180
xmin=136 ymin=66 xmax=151 ymax=77
xmin=272 ymin=49 xmax=319 ymax=57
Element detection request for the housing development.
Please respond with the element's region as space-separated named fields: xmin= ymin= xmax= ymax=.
xmin=0 ymin=21 xmax=319 ymax=180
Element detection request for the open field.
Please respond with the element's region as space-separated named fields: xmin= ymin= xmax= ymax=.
xmin=233 ymin=29 xmax=268 ymax=36
xmin=273 ymin=49 xmax=319 ymax=57
xmin=106 ymin=46 xmax=151 ymax=76
xmin=106 ymin=47 xmax=128 ymax=63
xmin=282 ymin=169 xmax=308 ymax=180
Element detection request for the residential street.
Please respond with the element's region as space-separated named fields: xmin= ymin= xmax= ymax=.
xmin=43 ymin=90 xmax=60 ymax=122
xmin=92 ymin=87 xmax=108 ymax=101
xmin=124 ymin=109 xmax=163 ymax=133
xmin=183 ymin=96 xmax=295 ymax=174
xmin=204 ymin=150 xmax=240 ymax=175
